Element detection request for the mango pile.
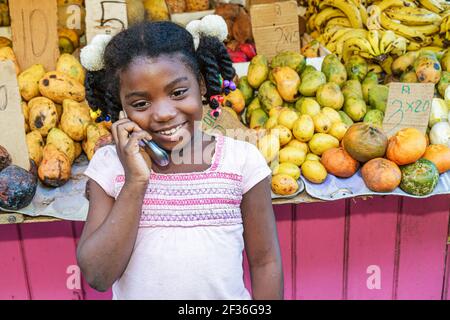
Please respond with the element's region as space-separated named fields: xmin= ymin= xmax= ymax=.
xmin=2 ymin=47 xmax=112 ymax=188
xmin=229 ymin=50 xmax=450 ymax=196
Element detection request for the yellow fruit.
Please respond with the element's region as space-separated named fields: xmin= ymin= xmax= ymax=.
xmin=271 ymin=174 xmax=299 ymax=195
xmin=279 ymin=146 xmax=306 ymax=166
xmin=185 ymin=0 xmax=209 ymax=11
xmin=143 ymin=0 xmax=170 ymax=20
xmin=18 ymin=64 xmax=46 ymax=101
xmin=0 ymin=47 xmax=20 ymax=75
xmin=306 ymin=153 xmax=321 ymax=161
xmin=321 ymin=107 xmax=342 ymax=125
xmin=272 ymin=125 xmax=293 ymax=146
xmin=271 ymin=66 xmax=301 ymax=102
xmin=60 ymin=99 xmax=92 ymax=141
xmin=56 ymin=53 xmax=85 ymax=85
xmin=265 ymin=116 xmax=278 ymax=130
xmin=301 ymin=160 xmax=328 ymax=184
xmin=277 ymin=108 xmax=299 ymax=130
xmin=46 ymin=128 xmax=76 ymax=164
xmin=296 ymin=97 xmax=321 ymax=117
xmin=28 ymin=97 xmax=58 ymax=137
xmin=26 ymin=131 xmax=44 ymax=166
xmin=58 ymin=28 xmax=79 ymax=48
xmin=286 ymin=139 xmax=309 ymax=154
xmin=223 ymin=89 xmax=246 ymax=114
xmin=292 ymin=114 xmax=315 ymax=142
xmin=329 ymin=122 xmax=349 ymax=141
xmin=269 ymin=106 xmax=284 ymax=118
xmin=308 ymin=133 xmax=340 ymax=156
xmin=272 ymin=162 xmax=301 ymax=180
xmin=312 ymin=112 xmax=332 ymax=133
xmin=258 ymin=133 xmax=280 ymax=163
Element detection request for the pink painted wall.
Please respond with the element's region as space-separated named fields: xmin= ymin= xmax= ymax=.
xmin=0 ymin=195 xmax=449 ymax=300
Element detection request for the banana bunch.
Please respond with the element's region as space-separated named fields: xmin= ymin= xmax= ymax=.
xmin=340 ymin=29 xmax=407 ymax=62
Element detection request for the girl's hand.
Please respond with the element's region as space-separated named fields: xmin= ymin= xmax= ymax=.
xmin=111 ymin=111 xmax=153 ymax=184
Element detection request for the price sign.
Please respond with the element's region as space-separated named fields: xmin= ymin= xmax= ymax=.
xmin=382 ymin=83 xmax=435 ymax=137
xmin=9 ymin=0 xmax=60 ymax=71
xmin=0 ymin=61 xmax=29 ymax=170
xmin=250 ymin=1 xmax=300 ymax=59
xmin=85 ymin=0 xmax=128 ymax=44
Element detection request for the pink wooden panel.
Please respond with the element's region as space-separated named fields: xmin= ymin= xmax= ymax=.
xmin=73 ymin=221 xmax=112 ymax=300
xmin=346 ymin=196 xmax=400 ymax=300
xmin=19 ymin=221 xmax=83 ymax=300
xmin=395 ymin=195 xmax=450 ymax=300
xmin=244 ymin=204 xmax=293 ymax=299
xmin=295 ymin=200 xmax=346 ymax=300
xmin=0 ymin=225 xmax=30 ymax=299
xmin=444 ymin=243 xmax=450 ymax=300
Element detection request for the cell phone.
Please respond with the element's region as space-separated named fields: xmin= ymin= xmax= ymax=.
xmin=121 ymin=111 xmax=170 ymax=167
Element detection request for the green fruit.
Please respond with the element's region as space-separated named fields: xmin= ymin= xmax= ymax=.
xmin=298 ymin=70 xmax=326 ymax=97
xmin=363 ymin=109 xmax=384 ymax=127
xmin=345 ymin=55 xmax=368 ymax=82
xmin=338 ymin=111 xmax=354 ymax=126
xmin=342 ymin=80 xmax=363 ymax=100
xmin=316 ymin=82 xmax=344 ymax=110
xmin=271 ymin=51 xmax=306 ymax=73
xmin=295 ymin=97 xmax=321 ymax=117
xmin=344 ymin=97 xmax=367 ymax=122
xmin=437 ymin=71 xmax=450 ymax=98
xmin=321 ymin=54 xmax=347 ymax=87
xmin=237 ymin=76 xmax=254 ymax=106
xmin=399 ymin=159 xmax=439 ymax=196
xmin=368 ymin=85 xmax=389 ymax=112
xmin=258 ymin=81 xmax=283 ymax=113
xmin=400 ymin=70 xmax=418 ymax=83
xmin=362 ymin=72 xmax=378 ymax=103
xmin=247 ymin=55 xmax=269 ymax=89
xmin=271 ymin=66 xmax=301 ymax=102
xmin=245 ymin=97 xmax=262 ymax=123
xmin=249 ymin=108 xmax=269 ymax=129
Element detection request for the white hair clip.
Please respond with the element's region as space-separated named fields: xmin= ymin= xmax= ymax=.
xmin=80 ymin=34 xmax=113 ymax=71
xmin=186 ymin=15 xmax=228 ymax=50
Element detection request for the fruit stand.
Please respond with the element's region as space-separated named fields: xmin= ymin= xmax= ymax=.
xmin=0 ymin=0 xmax=449 ymax=300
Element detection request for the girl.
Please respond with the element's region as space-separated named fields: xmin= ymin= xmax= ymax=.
xmin=76 ymin=18 xmax=283 ymax=300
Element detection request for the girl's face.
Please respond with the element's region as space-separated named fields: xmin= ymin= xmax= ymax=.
xmin=119 ymin=54 xmax=205 ymax=151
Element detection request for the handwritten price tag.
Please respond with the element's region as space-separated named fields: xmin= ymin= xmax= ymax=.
xmin=382 ymin=83 xmax=435 ymax=137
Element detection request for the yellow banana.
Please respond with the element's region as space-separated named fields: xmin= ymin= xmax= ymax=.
xmin=314 ymin=7 xmax=346 ymax=31
xmin=407 ymin=40 xmax=423 ymax=51
xmin=431 ymin=34 xmax=445 ymax=47
xmin=359 ymin=6 xmax=368 ymax=26
xmin=380 ymin=55 xmax=394 ymax=75
xmin=367 ymin=30 xmax=381 ymax=56
xmin=411 ymin=24 xmax=440 ymax=36
xmin=368 ymin=63 xmax=384 ymax=74
xmin=379 ymin=30 xmax=396 ymax=54
xmin=325 ymin=27 xmax=353 ymax=44
xmin=307 ymin=13 xmax=318 ymax=33
xmin=322 ymin=25 xmax=350 ymax=43
xmin=380 ymin=13 xmax=426 ymax=43
xmin=389 ymin=36 xmax=408 ymax=56
xmin=384 ymin=7 xmax=442 ymax=26
xmin=417 ymin=0 xmax=444 ymax=14
xmin=326 ymin=17 xmax=352 ymax=28
xmin=319 ymin=0 xmax=363 ymax=29
xmin=334 ymin=29 xmax=368 ymax=56
xmin=366 ymin=5 xmax=382 ymax=30
xmin=376 ymin=0 xmax=417 ymax=11
xmin=344 ymin=37 xmax=376 ymax=57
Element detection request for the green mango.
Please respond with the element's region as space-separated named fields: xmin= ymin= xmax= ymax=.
xmin=247 ymin=55 xmax=269 ymax=89
xmin=245 ymin=97 xmax=262 ymax=123
xmin=362 ymin=72 xmax=378 ymax=104
xmin=237 ymin=76 xmax=254 ymax=106
xmin=368 ymin=85 xmax=389 ymax=112
xmin=270 ymin=51 xmax=306 ymax=73
xmin=301 ymin=65 xmax=317 ymax=78
xmin=342 ymin=80 xmax=363 ymax=100
xmin=321 ymin=54 xmax=347 ymax=87
xmin=249 ymin=108 xmax=269 ymax=129
xmin=400 ymin=70 xmax=418 ymax=83
xmin=363 ymin=109 xmax=384 ymax=127
xmin=298 ymin=70 xmax=326 ymax=97
xmin=437 ymin=71 xmax=450 ymax=98
xmin=258 ymin=80 xmax=283 ymax=113
xmin=343 ymin=97 xmax=367 ymax=122
xmin=338 ymin=110 xmax=354 ymax=126
xmin=345 ymin=55 xmax=368 ymax=82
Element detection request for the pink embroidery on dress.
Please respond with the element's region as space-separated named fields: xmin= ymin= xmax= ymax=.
xmin=142 ymin=198 xmax=241 ymax=206
xmin=140 ymin=210 xmax=241 ymax=222
xmin=115 ymin=171 xmax=242 ymax=183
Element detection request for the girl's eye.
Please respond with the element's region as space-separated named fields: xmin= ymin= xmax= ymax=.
xmin=132 ymin=101 xmax=150 ymax=109
xmin=171 ymin=88 xmax=188 ymax=98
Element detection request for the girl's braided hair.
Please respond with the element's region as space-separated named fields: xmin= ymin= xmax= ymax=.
xmin=85 ymin=21 xmax=235 ymax=121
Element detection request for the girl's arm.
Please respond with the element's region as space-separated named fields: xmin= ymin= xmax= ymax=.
xmin=77 ymin=114 xmax=153 ymax=292
xmin=76 ymin=178 xmax=147 ymax=292
xmin=241 ymin=176 xmax=284 ymax=300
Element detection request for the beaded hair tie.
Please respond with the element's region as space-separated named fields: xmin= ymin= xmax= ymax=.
xmin=209 ymin=76 xmax=236 ymax=119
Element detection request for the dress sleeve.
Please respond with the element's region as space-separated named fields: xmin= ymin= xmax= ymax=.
xmin=84 ymin=146 xmax=121 ymax=198
xmin=242 ymin=142 xmax=272 ymax=194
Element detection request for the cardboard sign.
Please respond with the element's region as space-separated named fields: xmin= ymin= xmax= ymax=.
xmin=250 ymin=1 xmax=300 ymax=59
xmin=9 ymin=0 xmax=59 ymax=71
xmin=0 ymin=61 xmax=29 ymax=170
xmin=382 ymin=83 xmax=435 ymax=137
xmin=85 ymin=0 xmax=128 ymax=44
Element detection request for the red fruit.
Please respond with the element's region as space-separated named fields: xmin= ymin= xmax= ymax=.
xmin=238 ymin=43 xmax=257 ymax=60
xmin=227 ymin=49 xmax=248 ymax=63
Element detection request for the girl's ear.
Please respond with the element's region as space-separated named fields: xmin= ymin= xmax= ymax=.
xmin=199 ymin=74 xmax=207 ymax=97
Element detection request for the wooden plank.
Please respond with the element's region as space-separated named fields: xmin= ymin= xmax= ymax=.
xmin=19 ymin=221 xmax=83 ymax=300
xmin=294 ymin=200 xmax=346 ymax=299
xmin=444 ymin=242 xmax=450 ymax=300
xmin=0 ymin=225 xmax=30 ymax=299
xmin=346 ymin=196 xmax=400 ymax=300
xmin=395 ymin=195 xmax=450 ymax=300
xmin=73 ymin=221 xmax=112 ymax=300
